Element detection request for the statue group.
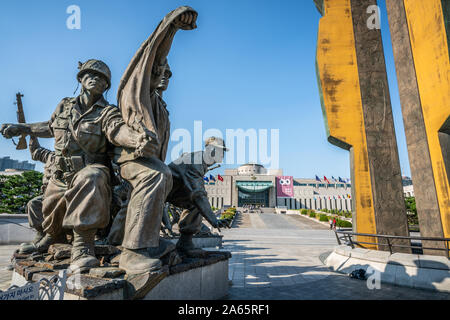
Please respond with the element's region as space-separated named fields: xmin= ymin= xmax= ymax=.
xmin=0 ymin=7 xmax=230 ymax=276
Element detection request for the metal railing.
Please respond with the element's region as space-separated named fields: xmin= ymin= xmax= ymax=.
xmin=334 ymin=230 xmax=450 ymax=258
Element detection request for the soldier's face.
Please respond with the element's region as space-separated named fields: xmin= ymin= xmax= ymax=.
xmin=81 ymin=72 xmax=108 ymax=95
xmin=205 ymin=146 xmax=225 ymax=165
xmin=214 ymin=147 xmax=225 ymax=163
xmin=151 ymin=63 xmax=171 ymax=92
xmin=157 ymin=67 xmax=172 ymax=92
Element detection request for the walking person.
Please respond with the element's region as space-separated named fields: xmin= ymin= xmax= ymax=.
xmin=333 ymin=217 xmax=337 ymax=231
xmin=329 ymin=218 xmax=333 ymax=230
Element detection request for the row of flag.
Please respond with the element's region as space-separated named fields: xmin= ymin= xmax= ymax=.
xmin=315 ymin=175 xmax=350 ymax=184
xmin=204 ymin=174 xmax=224 ymax=183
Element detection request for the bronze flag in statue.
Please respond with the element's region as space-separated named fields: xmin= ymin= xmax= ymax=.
xmin=117 ymin=6 xmax=197 ymax=161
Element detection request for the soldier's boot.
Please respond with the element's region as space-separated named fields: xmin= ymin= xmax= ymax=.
xmin=19 ymin=228 xmax=46 ymax=254
xmin=176 ymin=233 xmax=206 ymax=256
xmin=119 ymin=239 xmax=176 ymax=275
xmin=19 ymin=232 xmax=57 ymax=254
xmin=68 ymin=229 xmax=99 ymax=273
xmin=32 ymin=228 xmax=46 ymax=244
xmin=119 ymin=249 xmax=162 ymax=275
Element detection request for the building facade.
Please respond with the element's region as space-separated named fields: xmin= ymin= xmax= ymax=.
xmin=0 ymin=157 xmax=35 ymax=172
xmin=204 ymin=163 xmax=353 ymax=211
xmin=205 ymin=164 xmax=415 ymax=211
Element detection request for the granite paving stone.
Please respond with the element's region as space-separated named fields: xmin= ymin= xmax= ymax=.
xmin=220 ymin=212 xmax=450 ymax=300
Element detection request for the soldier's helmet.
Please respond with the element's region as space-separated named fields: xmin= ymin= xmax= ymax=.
xmin=205 ymin=137 xmax=229 ymax=151
xmin=77 ymin=59 xmax=112 ymax=90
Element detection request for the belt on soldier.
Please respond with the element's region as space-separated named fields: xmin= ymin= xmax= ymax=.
xmin=56 ymin=155 xmax=108 ymax=174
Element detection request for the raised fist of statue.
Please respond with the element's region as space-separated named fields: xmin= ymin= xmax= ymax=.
xmin=0 ymin=123 xmax=28 ymax=139
xmin=173 ymin=11 xmax=197 ymax=30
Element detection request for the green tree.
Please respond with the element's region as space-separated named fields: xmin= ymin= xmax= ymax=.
xmin=405 ymin=197 xmax=418 ymax=225
xmin=0 ymin=171 xmax=43 ymax=214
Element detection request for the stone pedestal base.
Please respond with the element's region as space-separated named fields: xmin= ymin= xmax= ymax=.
xmin=167 ymin=235 xmax=223 ymax=249
xmin=325 ymin=245 xmax=450 ymax=292
xmin=11 ymin=248 xmax=231 ymax=300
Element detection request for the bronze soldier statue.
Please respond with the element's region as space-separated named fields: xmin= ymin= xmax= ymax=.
xmin=1 ymin=59 xmax=155 ymax=273
xmin=168 ymin=137 xmax=231 ymax=254
xmin=106 ymin=137 xmax=231 ymax=252
xmin=113 ymin=8 xmax=199 ymax=275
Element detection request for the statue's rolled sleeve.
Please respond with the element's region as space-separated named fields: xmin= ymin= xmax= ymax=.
xmin=101 ymin=106 xmax=139 ymax=149
xmin=31 ymin=147 xmax=54 ymax=164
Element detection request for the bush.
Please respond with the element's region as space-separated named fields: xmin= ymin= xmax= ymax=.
xmin=337 ymin=219 xmax=352 ymax=228
xmin=220 ymin=207 xmax=237 ymax=220
xmin=300 ymin=209 xmax=308 ymax=215
xmin=0 ymin=171 xmax=43 ymax=214
xmin=309 ymin=212 xmax=316 ymax=218
xmin=319 ymin=214 xmax=329 ymax=222
xmin=220 ymin=211 xmax=236 ymax=220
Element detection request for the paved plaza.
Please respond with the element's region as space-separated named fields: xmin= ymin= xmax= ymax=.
xmin=0 ymin=212 xmax=448 ymax=299
xmin=223 ymin=212 xmax=450 ymax=300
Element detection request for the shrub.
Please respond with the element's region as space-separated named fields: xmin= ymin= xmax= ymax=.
xmin=0 ymin=171 xmax=43 ymax=214
xmin=319 ymin=214 xmax=329 ymax=222
xmin=300 ymin=209 xmax=308 ymax=215
xmin=337 ymin=219 xmax=352 ymax=228
xmin=220 ymin=210 xmax=236 ymax=220
xmin=309 ymin=212 xmax=316 ymax=218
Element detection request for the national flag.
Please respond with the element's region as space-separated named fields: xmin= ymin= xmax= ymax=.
xmin=217 ymin=174 xmax=224 ymax=182
xmin=332 ymin=176 xmax=337 ymax=181
xmin=204 ymin=176 xmax=209 ymax=183
xmin=315 ymin=175 xmax=321 ymax=182
xmin=209 ymin=174 xmax=216 ymax=182
xmin=324 ymin=176 xmax=330 ymax=184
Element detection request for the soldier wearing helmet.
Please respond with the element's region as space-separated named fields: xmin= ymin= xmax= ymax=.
xmin=106 ymin=137 xmax=231 ymax=254
xmin=0 ymin=59 xmax=155 ymax=273
xmin=166 ymin=137 xmax=231 ymax=254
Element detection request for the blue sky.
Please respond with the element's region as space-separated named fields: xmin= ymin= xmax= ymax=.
xmin=0 ymin=0 xmax=410 ymax=179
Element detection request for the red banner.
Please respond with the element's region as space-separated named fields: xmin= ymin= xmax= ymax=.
xmin=276 ymin=176 xmax=294 ymax=198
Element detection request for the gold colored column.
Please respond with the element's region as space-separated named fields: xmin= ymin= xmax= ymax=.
xmin=315 ymin=0 xmax=410 ymax=251
xmin=387 ymin=0 xmax=450 ymax=254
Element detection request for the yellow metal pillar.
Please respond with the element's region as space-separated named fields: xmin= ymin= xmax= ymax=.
xmin=387 ymin=0 xmax=450 ymax=254
xmin=315 ymin=0 xmax=409 ymax=251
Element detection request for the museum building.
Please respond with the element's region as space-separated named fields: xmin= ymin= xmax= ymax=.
xmin=204 ymin=163 xmax=354 ymax=211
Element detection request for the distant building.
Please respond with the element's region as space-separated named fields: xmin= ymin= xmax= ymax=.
xmin=402 ymin=176 xmax=414 ymax=197
xmin=205 ymin=163 xmax=353 ymax=211
xmin=0 ymin=169 xmax=24 ymax=176
xmin=205 ymin=164 xmax=415 ymax=210
xmin=0 ymin=156 xmax=35 ymax=172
